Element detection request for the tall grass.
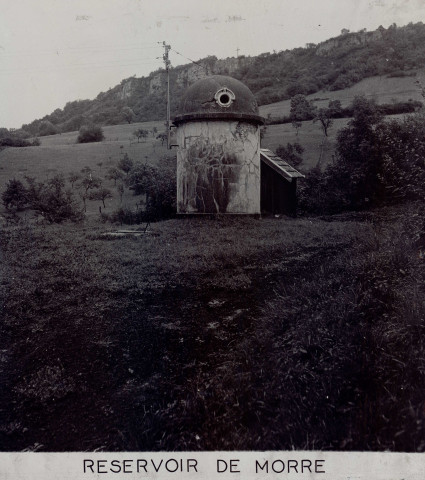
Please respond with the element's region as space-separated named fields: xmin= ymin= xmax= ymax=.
xmin=0 ymin=207 xmax=424 ymax=451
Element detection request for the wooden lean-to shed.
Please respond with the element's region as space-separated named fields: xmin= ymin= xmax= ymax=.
xmin=260 ymin=148 xmax=304 ymax=216
xmin=173 ymin=75 xmax=304 ymax=215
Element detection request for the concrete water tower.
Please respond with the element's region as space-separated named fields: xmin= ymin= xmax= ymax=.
xmin=173 ymin=75 xmax=265 ymax=214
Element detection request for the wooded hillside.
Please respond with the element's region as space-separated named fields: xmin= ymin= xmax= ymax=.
xmin=16 ymin=22 xmax=425 ymax=137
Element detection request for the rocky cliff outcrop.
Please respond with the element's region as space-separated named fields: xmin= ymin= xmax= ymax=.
xmin=316 ymin=29 xmax=385 ymax=56
xmin=117 ymin=78 xmax=136 ymax=100
xmin=147 ymin=56 xmax=255 ymax=94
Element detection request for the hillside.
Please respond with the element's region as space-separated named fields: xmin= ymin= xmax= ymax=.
xmin=259 ymin=70 xmax=425 ymax=119
xmin=17 ymin=21 xmax=425 ymax=137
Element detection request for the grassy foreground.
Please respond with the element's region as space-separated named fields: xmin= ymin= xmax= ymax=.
xmin=0 ymin=206 xmax=424 ymax=451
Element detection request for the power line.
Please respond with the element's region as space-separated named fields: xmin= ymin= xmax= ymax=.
xmin=170 ymin=48 xmax=207 ymax=71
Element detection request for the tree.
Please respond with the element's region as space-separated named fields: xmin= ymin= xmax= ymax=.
xmin=90 ymin=187 xmax=113 ymax=208
xmin=116 ymin=182 xmax=124 ymax=204
xmin=376 ymin=112 xmax=425 ymax=203
xmin=0 ymin=128 xmax=10 ymax=139
xmin=133 ymin=128 xmax=149 ymax=143
xmin=106 ymin=167 xmax=124 ymax=186
xmin=78 ymin=175 xmax=102 ymax=211
xmin=290 ymin=94 xmax=315 ymax=135
xmin=77 ymin=124 xmax=104 ymax=143
xmin=39 ymin=121 xmax=58 ymax=137
xmin=313 ymin=108 xmax=333 ymax=137
xmin=68 ymin=171 xmax=81 ymax=189
xmin=21 ymin=175 xmax=84 ymax=222
xmin=313 ymin=100 xmax=342 ymax=137
xmin=327 ymin=95 xmax=384 ymax=209
xmin=125 ymin=160 xmax=176 ymax=220
xmin=125 ymin=163 xmax=157 ymax=196
xmin=81 ymin=166 xmax=93 ymax=176
xmin=122 ymin=107 xmax=135 ymax=124
xmin=2 ymin=179 xmax=28 ymax=211
xmin=151 ymin=126 xmax=158 ymax=137
xmin=276 ymin=142 xmax=304 ymax=167
xmin=118 ymin=153 xmax=134 ymax=175
xmin=156 ymin=132 xmax=167 ymax=146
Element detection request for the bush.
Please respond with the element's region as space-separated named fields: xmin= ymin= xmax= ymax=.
xmin=299 ymin=99 xmax=425 ymax=215
xmin=25 ymin=175 xmax=84 ymax=223
xmin=107 ymin=207 xmax=146 ymax=225
xmin=276 ymin=142 xmax=304 ymax=167
xmin=377 ymin=113 xmax=425 ymax=203
xmin=2 ymin=179 xmax=29 ymax=211
xmin=34 ymin=176 xmax=84 ymax=223
xmin=0 ymin=137 xmax=37 ymax=147
xmin=117 ymin=153 xmax=134 ymax=175
xmin=38 ymin=121 xmax=58 ymax=137
xmin=123 ymin=158 xmax=176 ymax=222
xmin=77 ymin=124 xmax=104 ymax=143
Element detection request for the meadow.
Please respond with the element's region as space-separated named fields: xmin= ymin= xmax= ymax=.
xmin=259 ymin=70 xmax=425 ymax=120
xmin=1 ymin=205 xmax=424 ymax=451
xmin=0 ymin=121 xmax=168 ymax=217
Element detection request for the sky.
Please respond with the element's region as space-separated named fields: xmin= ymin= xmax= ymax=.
xmin=1 ymin=0 xmax=425 ymax=128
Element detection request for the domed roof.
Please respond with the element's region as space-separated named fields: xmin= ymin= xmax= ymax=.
xmin=174 ymin=75 xmax=264 ymax=125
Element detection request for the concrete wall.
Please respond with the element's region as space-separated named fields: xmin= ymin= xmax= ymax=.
xmin=176 ymin=120 xmax=261 ymax=214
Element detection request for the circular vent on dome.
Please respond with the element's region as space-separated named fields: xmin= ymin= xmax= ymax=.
xmin=214 ymin=87 xmax=235 ymax=108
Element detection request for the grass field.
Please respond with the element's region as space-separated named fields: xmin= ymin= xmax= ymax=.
xmin=0 ymin=121 xmax=169 ymax=217
xmin=0 ymin=205 xmax=424 ymax=451
xmin=259 ymin=70 xmax=425 ymax=119
xmin=262 ymin=118 xmax=349 ymax=170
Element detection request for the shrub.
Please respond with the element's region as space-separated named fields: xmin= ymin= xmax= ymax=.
xmin=77 ymin=124 xmax=104 ymax=143
xmin=299 ymin=100 xmax=425 ymax=214
xmin=108 ymin=207 xmax=146 ymax=225
xmin=89 ymin=187 xmax=113 ymax=208
xmin=2 ymin=179 xmax=28 ymax=211
xmin=123 ymin=158 xmax=176 ymax=222
xmin=117 ymin=153 xmax=134 ymax=175
xmin=77 ymin=175 xmax=102 ymax=212
xmin=377 ymin=113 xmax=425 ymax=203
xmin=276 ymin=142 xmax=304 ymax=167
xmin=38 ymin=121 xmax=58 ymax=137
xmin=0 ymin=137 xmax=36 ymax=147
xmin=24 ymin=175 xmax=84 ymax=223
xmin=106 ymin=167 xmax=124 ymax=185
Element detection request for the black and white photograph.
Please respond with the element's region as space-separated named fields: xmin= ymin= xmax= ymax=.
xmin=0 ymin=0 xmax=424 ymax=476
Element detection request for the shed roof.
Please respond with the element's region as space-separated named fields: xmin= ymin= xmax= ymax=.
xmin=260 ymin=148 xmax=305 ymax=182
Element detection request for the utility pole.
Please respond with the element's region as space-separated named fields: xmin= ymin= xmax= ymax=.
xmin=159 ymin=41 xmax=171 ymax=149
xmin=236 ymin=47 xmax=240 ymax=58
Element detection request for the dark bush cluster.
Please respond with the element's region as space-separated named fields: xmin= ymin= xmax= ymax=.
xmin=299 ymin=96 xmax=425 ymax=214
xmin=77 ymin=124 xmax=104 ymax=143
xmin=2 ymin=179 xmax=28 ymax=211
xmin=0 ymin=137 xmax=40 ymax=147
xmin=106 ymin=156 xmax=176 ymax=224
xmin=276 ymin=142 xmax=304 ymax=167
xmin=2 ymin=175 xmax=83 ymax=223
xmin=266 ymin=100 xmax=422 ymax=126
